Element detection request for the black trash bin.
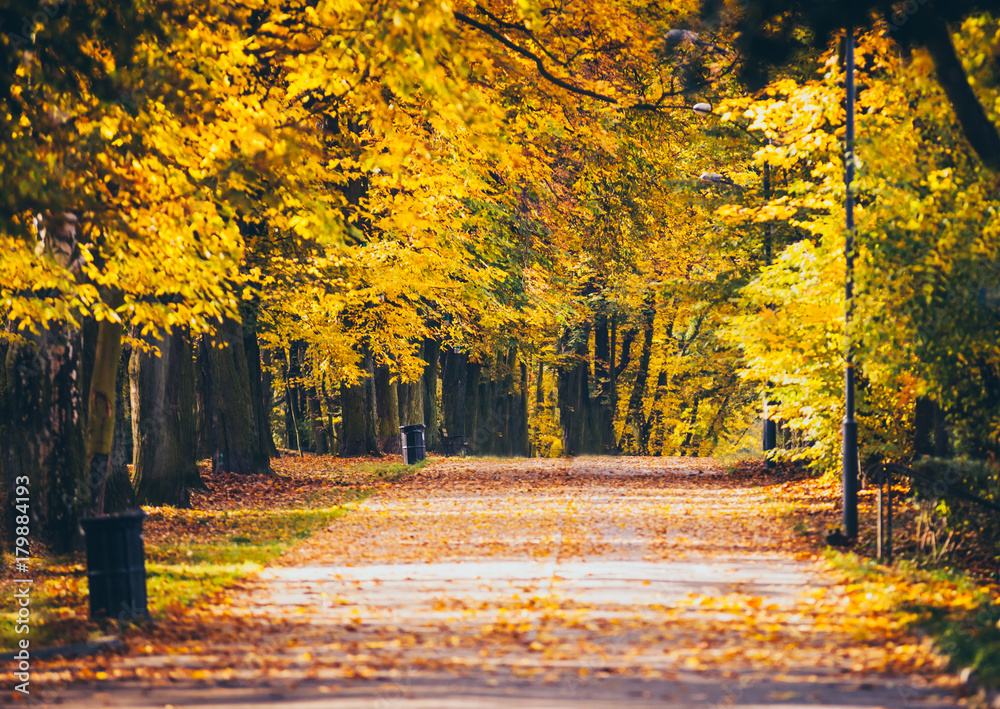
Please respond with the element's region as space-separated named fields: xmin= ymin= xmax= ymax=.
xmin=80 ymin=510 xmax=149 ymax=622
xmin=400 ymin=423 xmax=426 ymax=465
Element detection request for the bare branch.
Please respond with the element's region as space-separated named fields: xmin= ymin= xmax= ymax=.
xmin=454 ymin=11 xmax=619 ymax=104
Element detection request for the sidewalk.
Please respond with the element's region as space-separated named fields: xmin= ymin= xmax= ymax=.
xmin=41 ymin=457 xmax=958 ymax=707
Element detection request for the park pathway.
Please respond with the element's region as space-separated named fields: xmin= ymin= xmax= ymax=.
xmin=48 ymin=457 xmax=958 ymax=707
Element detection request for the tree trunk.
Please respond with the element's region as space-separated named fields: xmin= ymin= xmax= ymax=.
xmin=131 ymin=329 xmax=198 ymax=506
xmin=322 ymin=374 xmax=339 ymax=453
xmin=613 ymin=324 xmax=638 ymax=381
xmin=464 ymin=361 xmax=481 ymax=454
xmin=933 ymin=401 xmax=951 ymax=458
xmin=284 ymin=344 xmax=304 ymax=451
xmin=363 ymin=351 xmax=379 ymax=454
xmin=341 ymin=380 xmax=367 ymax=456
xmin=644 ymin=370 xmax=669 ymax=456
xmin=307 ymin=384 xmax=329 ymax=454
xmin=477 ymin=375 xmax=496 ymax=455
xmin=913 ymin=396 xmax=935 ymax=457
xmin=0 ymin=336 xmax=9 ymax=557
xmin=204 ymin=318 xmax=270 ymax=475
xmin=618 ymin=305 xmax=655 ymax=452
xmin=502 ymin=348 xmax=517 ymax=456
xmin=678 ymin=398 xmax=701 ymax=456
xmin=195 ymin=338 xmax=213 ymax=460
xmin=594 ymin=313 xmax=616 ymax=453
xmin=260 ymin=348 xmax=279 ymax=456
xmin=342 ymin=351 xmax=379 ymax=456
xmin=85 ymin=296 xmax=124 ymax=515
xmin=104 ymin=344 xmax=136 ymax=513
xmin=242 ymin=308 xmax=275 ymax=463
xmin=4 ymin=325 xmax=88 ymax=553
xmin=398 ymin=374 xmax=423 ymax=427
xmin=422 ymin=339 xmax=441 ymax=451
xmin=914 ymin=12 xmax=1000 ymax=170
xmin=517 ymin=360 xmax=529 ymax=456
xmin=559 ymin=329 xmax=592 ymax=456
xmin=295 ymin=342 xmax=311 ymax=449
xmin=441 ymin=347 xmax=467 ymax=439
xmin=375 ymin=364 xmax=400 ymax=453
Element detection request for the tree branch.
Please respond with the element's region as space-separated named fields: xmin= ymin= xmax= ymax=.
xmin=915 ymin=14 xmax=1000 ymax=170
xmin=471 ymin=4 xmax=568 ymax=69
xmin=454 ymin=11 xmax=619 ymax=105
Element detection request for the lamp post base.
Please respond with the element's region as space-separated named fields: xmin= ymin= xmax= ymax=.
xmin=842 ymin=418 xmax=859 ymax=539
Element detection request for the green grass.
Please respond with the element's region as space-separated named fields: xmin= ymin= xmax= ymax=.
xmin=1 ymin=458 xmax=427 ymax=650
xmin=826 ymin=550 xmax=1000 ymax=688
xmin=770 ymin=480 xmax=1000 ymax=689
xmin=0 ymin=506 xmax=357 ymax=650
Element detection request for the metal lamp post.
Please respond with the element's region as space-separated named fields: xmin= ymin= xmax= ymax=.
xmin=842 ymin=25 xmax=859 ymax=539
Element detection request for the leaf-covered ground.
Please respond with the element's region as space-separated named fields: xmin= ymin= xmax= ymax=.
xmin=24 ymin=458 xmax=983 ymax=706
xmin=0 ymin=456 xmax=415 ymax=652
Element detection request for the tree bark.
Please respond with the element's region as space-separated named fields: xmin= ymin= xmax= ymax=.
xmin=204 ymin=318 xmax=270 ymax=475
xmin=260 ymin=347 xmax=279 ymax=456
xmin=678 ymin=398 xmax=701 ymax=456
xmin=195 ymin=338 xmax=213 ymax=459
xmin=375 ymin=364 xmax=400 ymax=453
xmin=342 ymin=350 xmax=379 ymax=456
xmin=131 ymin=329 xmax=198 ymax=506
xmin=104 ymin=344 xmax=136 ymax=513
xmin=341 ymin=380 xmax=367 ymax=456
xmin=933 ymin=401 xmax=951 ymax=458
xmin=4 ymin=325 xmax=88 ymax=553
xmin=618 ymin=305 xmax=655 ymax=452
xmin=398 ymin=372 xmax=423 ymax=427
xmin=613 ymin=325 xmax=638 ymax=380
xmin=646 ymin=369 xmax=670 ymax=456
xmin=322 ymin=374 xmax=339 ymax=452
xmin=441 ymin=347 xmax=467 ymax=438
xmin=502 ymin=348 xmax=519 ymax=456
xmin=0 ymin=336 xmax=9 ymax=557
xmin=281 ymin=348 xmax=301 ymax=454
xmin=422 ymin=339 xmax=441 ymax=451
xmin=594 ymin=313 xmax=616 ymax=453
xmin=242 ymin=307 xmax=275 ymax=463
xmin=913 ymin=396 xmax=935 ymax=457
xmin=477 ymin=375 xmax=496 ymax=455
xmin=517 ymin=360 xmax=529 ymax=456
xmin=363 ymin=351 xmax=379 ymax=454
xmin=914 ymin=13 xmax=1000 ymax=170
xmin=85 ymin=297 xmax=124 ymax=515
xmin=464 ymin=361 xmax=482 ymax=454
xmin=559 ymin=329 xmax=593 ymax=456
xmin=307 ymin=384 xmax=329 ymax=454
xmin=284 ymin=343 xmax=308 ymax=451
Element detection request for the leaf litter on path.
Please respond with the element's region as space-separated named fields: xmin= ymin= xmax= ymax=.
xmin=35 ymin=457 xmax=963 ymax=707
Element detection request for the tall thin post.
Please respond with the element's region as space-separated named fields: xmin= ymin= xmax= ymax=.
xmin=762 ymin=164 xmax=776 ymax=468
xmin=886 ymin=466 xmax=893 ymax=562
xmin=842 ymin=25 xmax=859 ymax=538
xmin=876 ymin=479 xmax=883 ymax=560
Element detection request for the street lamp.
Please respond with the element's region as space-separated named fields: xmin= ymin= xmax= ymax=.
xmin=691 ymin=28 xmax=860 ymax=512
xmin=842 ymin=24 xmax=859 ymax=539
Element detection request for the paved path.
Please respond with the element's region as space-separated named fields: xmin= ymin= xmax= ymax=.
xmin=44 ymin=458 xmax=958 ymax=707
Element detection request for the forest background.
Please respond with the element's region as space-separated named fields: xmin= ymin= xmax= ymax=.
xmin=0 ymin=0 xmax=998 ymax=567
